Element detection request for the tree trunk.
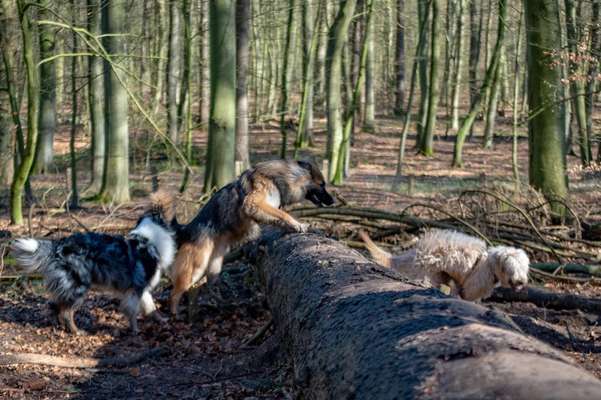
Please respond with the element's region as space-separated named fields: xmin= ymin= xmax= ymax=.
xmin=418 ymin=0 xmax=441 ymax=157
xmin=332 ymin=0 xmax=373 ymax=185
xmin=468 ymin=0 xmax=481 ymax=115
xmin=392 ymin=0 xmax=431 ymax=190
xmin=482 ymin=48 xmax=502 ymax=149
xmin=0 ymin=3 xmax=12 ymax=186
xmin=250 ymin=230 xmax=601 ymax=398
xmin=394 ymin=0 xmax=405 ymax=115
xmin=452 ymin=0 xmax=507 ymax=167
xmin=415 ymin=0 xmax=430 ymax=147
xmin=33 ymin=0 xmax=57 ymax=174
xmin=587 ymin=0 xmax=600 ymax=162
xmin=295 ymin=0 xmax=322 ymax=157
xmin=99 ymin=0 xmax=130 ymax=204
xmin=278 ymin=0 xmax=297 ymax=158
xmin=179 ymin=0 xmax=193 ymax=193
xmin=450 ymin=0 xmax=465 ymax=131
xmin=203 ymin=0 xmax=236 ymax=192
xmin=326 ymin=0 xmax=357 ymax=182
xmin=69 ymin=0 xmax=79 ymax=209
xmin=525 ymin=0 xmax=568 ymax=217
xmin=565 ymin=0 xmax=591 ymax=166
xmin=86 ymin=0 xmax=105 ymax=195
xmin=363 ymin=4 xmax=375 ymax=133
xmin=10 ymin=0 xmax=39 ymax=225
xmin=512 ymin=6 xmax=523 ymax=190
xmin=152 ymin=0 xmax=168 ymax=116
xmin=167 ymin=0 xmax=182 ymax=144
xmin=235 ymin=0 xmax=250 ymax=170
xmin=197 ymin=0 xmax=209 ymax=124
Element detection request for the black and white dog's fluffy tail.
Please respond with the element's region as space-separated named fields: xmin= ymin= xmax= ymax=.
xmin=11 ymin=238 xmax=55 ymax=273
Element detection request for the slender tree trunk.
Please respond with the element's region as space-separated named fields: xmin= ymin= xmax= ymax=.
xmin=153 ymin=0 xmax=168 ymax=116
xmin=235 ymin=0 xmax=250 ymax=169
xmin=587 ymin=0 xmax=600 ymax=161
xmin=450 ymin=0 xmax=465 ymax=131
xmin=99 ymin=0 xmax=130 ymax=204
xmin=416 ymin=0 xmax=430 ymax=146
xmin=512 ymin=6 xmax=523 ymax=191
xmin=0 ymin=2 xmax=13 ymax=186
xmin=332 ymin=0 xmax=374 ymax=185
xmin=525 ymin=0 xmax=568 ymax=217
xmin=197 ymin=0 xmax=209 ymax=124
xmin=86 ymin=0 xmax=105 ymax=194
xmin=452 ymin=0 xmax=507 ymax=167
xmin=10 ymin=0 xmax=39 ymax=225
xmin=295 ymin=0 xmax=322 ymax=157
xmin=483 ymin=46 xmax=502 ymax=149
xmin=314 ymin=1 xmax=329 ymax=113
xmin=556 ymin=0 xmax=572 ymax=156
xmin=179 ymin=0 xmax=193 ymax=192
xmin=167 ymin=0 xmax=182 ymax=143
xmin=363 ymin=3 xmax=376 ymax=133
xmin=418 ymin=0 xmax=441 ymax=156
xmin=69 ymin=2 xmax=79 ymax=209
xmin=565 ymin=0 xmax=591 ymax=166
xmin=392 ymin=0 xmax=431 ymax=191
xmin=326 ymin=0 xmax=357 ymax=182
xmin=394 ymin=0 xmax=405 ymax=115
xmin=33 ymin=0 xmax=57 ymax=174
xmin=468 ymin=0 xmax=481 ymax=137
xmin=204 ymin=0 xmax=236 ymax=191
xmin=279 ymin=0 xmax=297 ymax=158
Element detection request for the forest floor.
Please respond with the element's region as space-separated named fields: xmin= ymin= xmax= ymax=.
xmin=1 ymin=115 xmax=601 ymax=398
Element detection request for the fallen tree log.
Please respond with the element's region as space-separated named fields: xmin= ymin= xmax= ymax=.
xmin=488 ymin=286 xmax=601 ymax=314
xmin=252 ymin=231 xmax=601 ymax=399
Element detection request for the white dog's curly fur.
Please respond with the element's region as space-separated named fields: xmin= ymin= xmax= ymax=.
xmin=359 ymin=229 xmax=530 ymax=301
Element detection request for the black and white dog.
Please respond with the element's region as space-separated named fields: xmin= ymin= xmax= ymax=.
xmin=10 ymin=192 xmax=176 ymax=335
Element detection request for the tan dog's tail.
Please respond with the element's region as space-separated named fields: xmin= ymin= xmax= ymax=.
xmin=149 ymin=190 xmax=177 ymax=224
xmin=358 ymin=231 xmax=394 ymax=268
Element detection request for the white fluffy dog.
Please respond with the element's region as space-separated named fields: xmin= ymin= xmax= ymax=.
xmin=359 ymin=229 xmax=530 ymax=301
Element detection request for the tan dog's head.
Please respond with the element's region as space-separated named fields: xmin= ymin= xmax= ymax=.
xmin=298 ymin=160 xmax=335 ymax=207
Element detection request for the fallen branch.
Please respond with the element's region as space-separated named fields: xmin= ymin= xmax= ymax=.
xmin=0 ymin=347 xmax=167 ymax=369
xmin=487 ymin=286 xmax=601 ymax=314
xmin=531 ymin=263 xmax=601 ymax=278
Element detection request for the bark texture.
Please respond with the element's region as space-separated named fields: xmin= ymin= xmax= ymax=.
xmin=252 ymin=231 xmax=601 ymax=399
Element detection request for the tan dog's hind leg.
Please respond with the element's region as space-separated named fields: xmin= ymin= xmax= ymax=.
xmin=244 ymin=193 xmax=308 ymax=233
xmin=205 ymin=236 xmax=230 ymax=303
xmin=170 ymin=239 xmax=214 ymax=315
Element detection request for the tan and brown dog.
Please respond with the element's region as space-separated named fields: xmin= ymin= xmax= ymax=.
xmin=169 ymin=159 xmax=334 ymax=314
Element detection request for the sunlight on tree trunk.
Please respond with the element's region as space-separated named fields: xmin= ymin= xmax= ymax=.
xmin=418 ymin=0 xmax=441 ymax=156
xmin=363 ymin=5 xmax=376 ymax=133
xmin=204 ymin=0 xmax=236 ymax=192
xmin=279 ymin=0 xmax=297 ymax=158
xmin=10 ymin=0 xmax=39 ymax=225
xmin=326 ymin=0 xmax=357 ymax=182
xmin=33 ymin=0 xmax=57 ymax=174
xmin=394 ymin=0 xmax=406 ymax=115
xmin=99 ymin=0 xmax=130 ymax=204
xmin=167 ymin=0 xmax=182 ymax=144
xmin=525 ymin=0 xmax=568 ymax=217
xmin=235 ymin=0 xmax=250 ymax=169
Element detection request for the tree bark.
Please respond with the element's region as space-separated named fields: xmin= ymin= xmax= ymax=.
xmin=167 ymin=0 xmax=182 ymax=144
xmin=99 ymin=0 xmax=130 ymax=204
xmin=418 ymin=0 xmax=441 ymax=156
xmin=394 ymin=0 xmax=405 ymax=115
xmin=32 ymin=0 xmax=57 ymax=175
xmin=251 ymin=230 xmax=601 ymax=399
xmin=363 ymin=2 xmax=375 ymax=133
xmin=450 ymin=0 xmax=465 ymax=131
xmin=203 ymin=0 xmax=236 ymax=192
xmin=326 ymin=0 xmax=357 ymax=182
xmin=525 ymin=0 xmax=568 ymax=216
xmin=86 ymin=0 xmax=105 ymax=195
xmin=235 ymin=0 xmax=250 ymax=170
xmin=452 ymin=0 xmax=507 ymax=167
xmin=10 ymin=0 xmax=39 ymax=225
xmin=278 ymin=0 xmax=297 ymax=158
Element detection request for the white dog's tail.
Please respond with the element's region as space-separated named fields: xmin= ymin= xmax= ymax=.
xmin=359 ymin=231 xmax=395 ymax=268
xmin=10 ymin=238 xmax=54 ymax=273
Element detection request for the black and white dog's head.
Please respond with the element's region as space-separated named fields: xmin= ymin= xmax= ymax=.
xmin=128 ymin=213 xmax=176 ymax=273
